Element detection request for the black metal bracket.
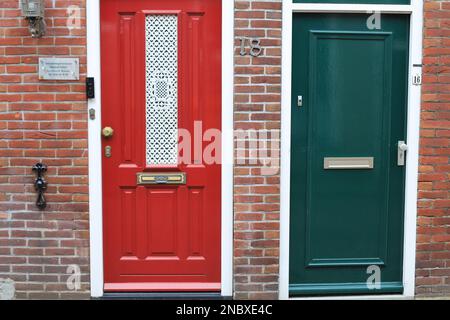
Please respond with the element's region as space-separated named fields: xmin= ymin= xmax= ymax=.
xmin=32 ymin=163 xmax=47 ymax=210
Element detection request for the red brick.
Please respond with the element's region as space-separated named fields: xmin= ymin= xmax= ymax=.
xmin=0 ymin=0 xmax=90 ymax=300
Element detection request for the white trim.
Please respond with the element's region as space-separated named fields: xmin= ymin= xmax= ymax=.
xmin=221 ymin=0 xmax=235 ymax=297
xmin=279 ymin=0 xmax=293 ymax=301
xmin=87 ymin=0 xmax=234 ymax=298
xmin=403 ymin=0 xmax=423 ymax=298
xmin=86 ymin=0 xmax=104 ymax=298
xmin=280 ymin=0 xmax=423 ymax=300
xmin=292 ymin=3 xmax=413 ymax=13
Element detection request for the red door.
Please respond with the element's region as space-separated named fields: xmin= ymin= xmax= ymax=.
xmin=100 ymin=0 xmax=222 ymax=292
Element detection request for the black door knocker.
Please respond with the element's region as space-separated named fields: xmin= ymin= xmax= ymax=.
xmin=32 ymin=163 xmax=47 ymax=210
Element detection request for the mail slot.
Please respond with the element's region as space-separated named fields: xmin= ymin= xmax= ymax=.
xmin=137 ymin=172 xmax=186 ymax=185
xmin=324 ymin=157 xmax=374 ymax=170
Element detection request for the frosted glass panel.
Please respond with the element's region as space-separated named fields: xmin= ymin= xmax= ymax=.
xmin=145 ymin=15 xmax=178 ymax=165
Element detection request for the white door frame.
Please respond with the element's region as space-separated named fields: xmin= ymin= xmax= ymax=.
xmin=280 ymin=0 xmax=423 ymax=299
xmin=86 ymin=0 xmax=234 ymax=298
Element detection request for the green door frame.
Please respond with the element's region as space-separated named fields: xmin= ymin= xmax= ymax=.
xmin=279 ymin=0 xmax=424 ymax=299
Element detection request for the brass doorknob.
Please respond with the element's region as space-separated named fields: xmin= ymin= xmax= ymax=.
xmin=102 ymin=127 xmax=114 ymax=138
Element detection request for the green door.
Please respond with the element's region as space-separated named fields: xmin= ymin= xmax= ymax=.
xmin=290 ymin=14 xmax=410 ymax=296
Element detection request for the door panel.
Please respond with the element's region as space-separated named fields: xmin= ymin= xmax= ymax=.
xmin=101 ymin=0 xmax=222 ymax=292
xmin=290 ymin=14 xmax=409 ymax=296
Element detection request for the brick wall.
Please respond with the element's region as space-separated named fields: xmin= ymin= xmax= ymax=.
xmin=0 ymin=0 xmax=449 ymax=300
xmin=0 ymin=0 xmax=90 ymax=299
xmin=416 ymin=0 xmax=450 ymax=297
xmin=233 ymin=0 xmax=282 ymax=299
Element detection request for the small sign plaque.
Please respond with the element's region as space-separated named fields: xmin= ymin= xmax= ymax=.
xmin=39 ymin=57 xmax=79 ymax=81
xmin=412 ymin=73 xmax=422 ymax=86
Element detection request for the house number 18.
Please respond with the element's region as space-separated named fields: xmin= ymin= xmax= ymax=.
xmin=239 ymin=37 xmax=262 ymax=57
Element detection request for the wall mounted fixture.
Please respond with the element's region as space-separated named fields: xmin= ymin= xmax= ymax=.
xmin=20 ymin=0 xmax=46 ymax=38
xmin=32 ymin=163 xmax=47 ymax=210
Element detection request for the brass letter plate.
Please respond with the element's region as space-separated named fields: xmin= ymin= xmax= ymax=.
xmin=324 ymin=157 xmax=374 ymax=170
xmin=137 ymin=172 xmax=186 ymax=185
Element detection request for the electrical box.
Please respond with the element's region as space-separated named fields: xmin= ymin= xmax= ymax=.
xmin=86 ymin=78 xmax=95 ymax=99
xmin=21 ymin=0 xmax=45 ymax=18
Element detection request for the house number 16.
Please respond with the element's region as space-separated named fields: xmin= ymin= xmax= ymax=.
xmin=239 ymin=37 xmax=262 ymax=57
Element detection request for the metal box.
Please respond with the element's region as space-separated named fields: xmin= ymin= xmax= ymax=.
xmin=20 ymin=0 xmax=45 ymax=18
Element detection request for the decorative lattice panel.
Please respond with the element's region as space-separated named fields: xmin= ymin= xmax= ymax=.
xmin=145 ymin=15 xmax=178 ymax=165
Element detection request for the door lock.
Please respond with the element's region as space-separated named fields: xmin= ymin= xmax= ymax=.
xmin=398 ymin=141 xmax=408 ymax=166
xmin=297 ymin=95 xmax=303 ymax=107
xmin=102 ymin=126 xmax=114 ymax=138
xmin=105 ymin=146 xmax=112 ymax=158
